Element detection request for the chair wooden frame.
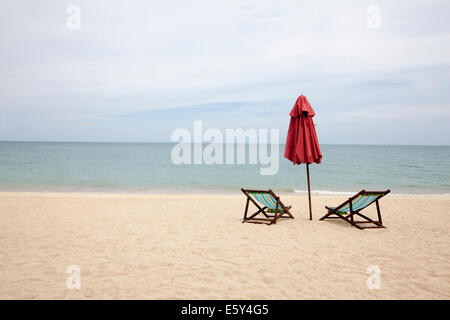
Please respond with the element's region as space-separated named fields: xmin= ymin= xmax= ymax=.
xmin=319 ymin=189 xmax=390 ymax=230
xmin=241 ymin=188 xmax=294 ymax=225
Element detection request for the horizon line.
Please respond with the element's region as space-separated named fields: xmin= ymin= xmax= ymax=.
xmin=0 ymin=140 xmax=449 ymax=147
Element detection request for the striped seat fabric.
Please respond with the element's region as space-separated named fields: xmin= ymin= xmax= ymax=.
xmin=249 ymin=192 xmax=278 ymax=209
xmin=329 ymin=193 xmax=381 ymax=214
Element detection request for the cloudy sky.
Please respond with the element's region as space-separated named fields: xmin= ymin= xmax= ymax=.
xmin=1 ymin=0 xmax=449 ymax=144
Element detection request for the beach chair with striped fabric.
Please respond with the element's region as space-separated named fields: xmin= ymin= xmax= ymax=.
xmin=319 ymin=190 xmax=390 ymax=229
xmin=241 ymin=189 xmax=294 ymax=225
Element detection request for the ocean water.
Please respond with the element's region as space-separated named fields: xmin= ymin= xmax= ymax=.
xmin=0 ymin=142 xmax=449 ymax=195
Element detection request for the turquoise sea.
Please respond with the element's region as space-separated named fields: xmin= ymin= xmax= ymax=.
xmin=0 ymin=142 xmax=449 ymax=195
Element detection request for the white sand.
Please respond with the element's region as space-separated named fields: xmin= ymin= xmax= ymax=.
xmin=0 ymin=192 xmax=449 ymax=299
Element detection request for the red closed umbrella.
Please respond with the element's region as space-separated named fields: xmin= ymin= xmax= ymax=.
xmin=284 ymin=95 xmax=322 ymax=220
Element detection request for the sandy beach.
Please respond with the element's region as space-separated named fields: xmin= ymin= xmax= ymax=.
xmin=0 ymin=192 xmax=448 ymax=299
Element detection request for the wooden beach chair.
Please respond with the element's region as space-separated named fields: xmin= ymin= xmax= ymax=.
xmin=241 ymin=189 xmax=294 ymax=225
xmin=319 ymin=190 xmax=390 ymax=229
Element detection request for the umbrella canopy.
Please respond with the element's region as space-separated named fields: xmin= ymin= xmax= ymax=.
xmin=284 ymin=95 xmax=322 ymax=220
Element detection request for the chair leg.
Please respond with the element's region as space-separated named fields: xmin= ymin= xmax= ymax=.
xmin=320 ymin=210 xmax=364 ymax=229
xmin=376 ymin=200 xmax=383 ymax=226
xmin=281 ymin=206 xmax=294 ymax=219
xmin=319 ymin=211 xmax=334 ymax=220
xmin=321 ymin=211 xmax=343 ymax=220
xmin=242 ymin=197 xmax=250 ymax=222
xmin=273 ymin=200 xmax=280 ymax=224
xmin=246 ymin=207 xmax=267 ymax=221
xmin=354 ymin=212 xmax=382 ymax=226
xmin=349 ymin=202 xmax=355 ymax=226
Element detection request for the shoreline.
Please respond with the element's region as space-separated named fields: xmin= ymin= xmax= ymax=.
xmin=0 ymin=190 xmax=449 ymax=198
